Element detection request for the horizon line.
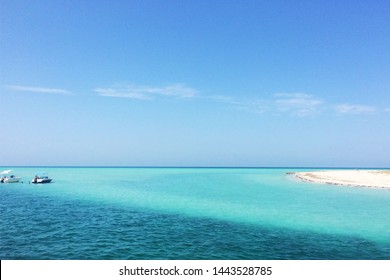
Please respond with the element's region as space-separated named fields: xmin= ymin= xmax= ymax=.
xmin=1 ymin=165 xmax=389 ymax=169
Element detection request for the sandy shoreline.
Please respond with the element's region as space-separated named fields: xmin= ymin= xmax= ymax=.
xmin=293 ymin=170 xmax=390 ymax=189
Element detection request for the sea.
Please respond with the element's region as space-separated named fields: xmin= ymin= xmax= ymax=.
xmin=0 ymin=167 xmax=389 ymax=260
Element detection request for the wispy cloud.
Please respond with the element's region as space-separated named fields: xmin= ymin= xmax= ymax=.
xmin=274 ymin=93 xmax=323 ymax=117
xmin=334 ymin=104 xmax=376 ymax=114
xmin=94 ymin=88 xmax=153 ymax=100
xmin=95 ymin=82 xmax=387 ymax=119
xmin=210 ymin=93 xmax=324 ymax=116
xmin=4 ymin=85 xmax=72 ymax=95
xmin=210 ymin=95 xmax=268 ymax=114
xmin=95 ymin=83 xmax=198 ymax=100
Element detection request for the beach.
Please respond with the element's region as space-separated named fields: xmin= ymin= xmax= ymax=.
xmin=294 ymin=170 xmax=390 ymax=189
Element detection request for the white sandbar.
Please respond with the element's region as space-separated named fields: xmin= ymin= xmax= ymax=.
xmin=294 ymin=170 xmax=390 ymax=189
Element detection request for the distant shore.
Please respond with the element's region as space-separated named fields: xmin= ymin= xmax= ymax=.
xmin=293 ymin=170 xmax=390 ymax=189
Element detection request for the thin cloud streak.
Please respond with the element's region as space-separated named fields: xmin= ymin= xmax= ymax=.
xmin=274 ymin=93 xmax=323 ymax=117
xmin=95 ymin=83 xmax=198 ymax=100
xmin=4 ymin=85 xmax=72 ymax=95
xmin=210 ymin=95 xmax=267 ymax=114
xmin=210 ymin=93 xmax=323 ymax=117
xmin=95 ymin=88 xmax=153 ymax=100
xmin=95 ymin=83 xmax=387 ymax=119
xmin=335 ymin=104 xmax=376 ymax=114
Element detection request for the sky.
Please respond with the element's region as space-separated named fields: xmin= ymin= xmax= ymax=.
xmin=1 ymin=0 xmax=390 ymax=167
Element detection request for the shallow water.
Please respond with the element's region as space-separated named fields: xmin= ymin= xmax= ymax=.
xmin=1 ymin=167 xmax=389 ymax=259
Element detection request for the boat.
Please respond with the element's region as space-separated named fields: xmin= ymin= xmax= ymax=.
xmin=31 ymin=174 xmax=52 ymax=184
xmin=0 ymin=170 xmax=22 ymax=183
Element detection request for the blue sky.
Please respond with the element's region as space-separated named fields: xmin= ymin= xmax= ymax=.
xmin=1 ymin=0 xmax=390 ymax=167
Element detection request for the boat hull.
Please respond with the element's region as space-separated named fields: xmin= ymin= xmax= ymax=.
xmin=4 ymin=177 xmax=21 ymax=183
xmin=1 ymin=177 xmax=21 ymax=183
xmin=31 ymin=178 xmax=52 ymax=184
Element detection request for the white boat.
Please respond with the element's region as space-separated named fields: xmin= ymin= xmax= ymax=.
xmin=31 ymin=174 xmax=52 ymax=184
xmin=0 ymin=170 xmax=22 ymax=183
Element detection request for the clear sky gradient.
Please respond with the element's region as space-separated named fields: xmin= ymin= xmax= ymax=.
xmin=1 ymin=0 xmax=390 ymax=167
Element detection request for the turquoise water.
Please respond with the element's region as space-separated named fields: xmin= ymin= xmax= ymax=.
xmin=1 ymin=167 xmax=389 ymax=259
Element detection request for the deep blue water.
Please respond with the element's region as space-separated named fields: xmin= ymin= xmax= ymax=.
xmin=1 ymin=167 xmax=389 ymax=259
